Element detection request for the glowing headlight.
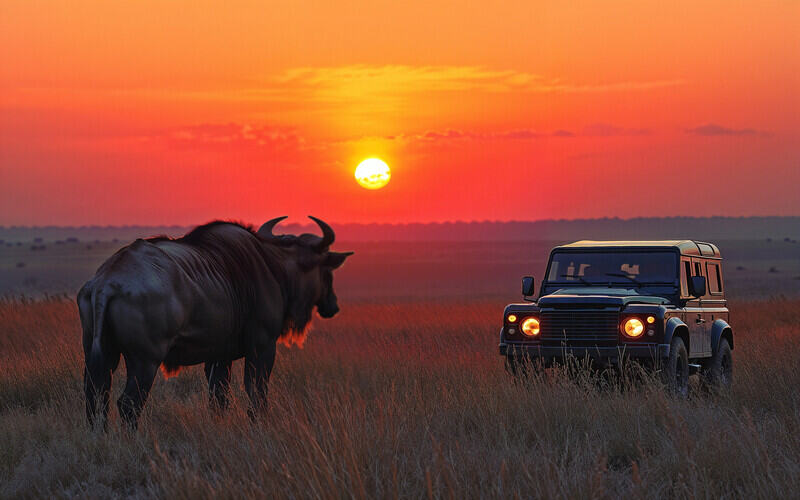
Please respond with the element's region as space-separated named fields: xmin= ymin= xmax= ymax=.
xmin=521 ymin=317 xmax=540 ymax=336
xmin=507 ymin=314 xmax=517 ymax=323
xmin=622 ymin=318 xmax=644 ymax=338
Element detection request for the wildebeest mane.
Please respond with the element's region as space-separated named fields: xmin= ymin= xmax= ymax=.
xmin=144 ymin=220 xmax=321 ymax=346
xmin=146 ymin=221 xmax=286 ymax=318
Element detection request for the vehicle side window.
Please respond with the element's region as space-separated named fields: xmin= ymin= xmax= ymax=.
xmin=680 ymin=260 xmax=691 ymax=296
xmin=706 ymin=262 xmax=722 ymax=293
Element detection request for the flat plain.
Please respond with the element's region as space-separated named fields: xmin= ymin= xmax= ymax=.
xmin=1 ymin=237 xmax=799 ymax=498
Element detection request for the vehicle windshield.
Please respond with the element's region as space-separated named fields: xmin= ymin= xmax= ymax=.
xmin=546 ymin=251 xmax=677 ymax=285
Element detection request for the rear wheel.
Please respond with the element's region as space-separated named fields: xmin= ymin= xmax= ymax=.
xmin=703 ymin=338 xmax=733 ymax=391
xmin=661 ymin=337 xmax=689 ymax=397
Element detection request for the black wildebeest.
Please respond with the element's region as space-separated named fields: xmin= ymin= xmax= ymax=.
xmin=78 ymin=216 xmax=352 ymax=429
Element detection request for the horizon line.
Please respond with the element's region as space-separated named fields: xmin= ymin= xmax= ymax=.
xmin=2 ymin=214 xmax=799 ymax=229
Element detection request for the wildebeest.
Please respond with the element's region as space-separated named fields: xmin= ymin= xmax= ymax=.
xmin=78 ymin=216 xmax=352 ymax=429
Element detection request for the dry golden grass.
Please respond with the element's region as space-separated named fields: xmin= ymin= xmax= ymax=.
xmin=1 ymin=296 xmax=800 ymax=498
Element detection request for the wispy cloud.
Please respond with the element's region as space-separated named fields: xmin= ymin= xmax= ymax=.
xmin=582 ymin=123 xmax=651 ymax=136
xmin=400 ymin=129 xmax=545 ymax=142
xmin=391 ymin=123 xmax=652 ymax=142
xmin=264 ymin=65 xmax=686 ymax=100
xmin=165 ymin=123 xmax=305 ymax=150
xmin=685 ymin=123 xmax=769 ymax=137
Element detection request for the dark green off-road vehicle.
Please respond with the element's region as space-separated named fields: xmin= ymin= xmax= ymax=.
xmin=499 ymin=241 xmax=733 ymax=395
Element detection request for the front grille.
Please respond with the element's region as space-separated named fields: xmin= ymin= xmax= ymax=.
xmin=540 ymin=309 xmax=619 ymax=345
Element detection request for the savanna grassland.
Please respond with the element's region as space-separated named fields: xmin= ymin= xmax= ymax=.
xmin=2 ymin=296 xmax=800 ymax=499
xmin=1 ymin=234 xmax=800 ymax=498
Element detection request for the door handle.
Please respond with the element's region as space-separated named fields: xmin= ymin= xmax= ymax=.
xmin=696 ymin=318 xmax=706 ymax=323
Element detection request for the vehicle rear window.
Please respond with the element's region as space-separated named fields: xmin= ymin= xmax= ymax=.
xmin=547 ymin=251 xmax=678 ymax=284
xmin=706 ymin=262 xmax=722 ymax=293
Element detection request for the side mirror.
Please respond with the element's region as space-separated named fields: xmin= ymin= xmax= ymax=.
xmin=689 ymin=276 xmax=706 ymax=297
xmin=522 ymin=276 xmax=535 ymax=297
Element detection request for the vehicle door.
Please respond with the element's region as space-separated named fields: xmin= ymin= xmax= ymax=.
xmin=686 ymin=259 xmax=709 ymax=357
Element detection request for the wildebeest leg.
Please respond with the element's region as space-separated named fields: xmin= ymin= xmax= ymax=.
xmin=205 ymin=360 xmax=233 ymax=410
xmin=244 ymin=341 xmax=277 ymax=416
xmin=117 ymin=356 xmax=159 ymax=430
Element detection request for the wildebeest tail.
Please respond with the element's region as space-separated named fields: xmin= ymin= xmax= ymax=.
xmin=84 ymin=285 xmax=116 ymax=426
xmin=89 ymin=287 xmax=110 ymax=366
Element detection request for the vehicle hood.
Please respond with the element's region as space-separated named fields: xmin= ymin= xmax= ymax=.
xmin=537 ymin=287 xmax=671 ymax=307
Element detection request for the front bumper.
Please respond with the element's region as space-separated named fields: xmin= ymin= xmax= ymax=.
xmin=500 ymin=342 xmax=670 ymax=361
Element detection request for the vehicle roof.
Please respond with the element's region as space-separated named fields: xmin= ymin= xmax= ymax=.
xmin=555 ymin=240 xmax=721 ymax=258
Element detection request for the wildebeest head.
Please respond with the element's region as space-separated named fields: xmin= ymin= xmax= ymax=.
xmin=258 ymin=216 xmax=352 ymax=319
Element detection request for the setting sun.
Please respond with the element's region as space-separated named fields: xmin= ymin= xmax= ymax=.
xmin=354 ymin=158 xmax=391 ymax=190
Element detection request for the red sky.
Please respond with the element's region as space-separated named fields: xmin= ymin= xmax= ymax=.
xmin=1 ymin=1 xmax=798 ymax=225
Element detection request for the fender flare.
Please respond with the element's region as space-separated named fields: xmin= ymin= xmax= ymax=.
xmin=711 ymin=319 xmax=733 ymax=352
xmin=664 ymin=317 xmax=690 ymax=353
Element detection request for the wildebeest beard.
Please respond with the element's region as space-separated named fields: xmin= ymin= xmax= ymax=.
xmin=280 ymin=318 xmax=313 ymax=347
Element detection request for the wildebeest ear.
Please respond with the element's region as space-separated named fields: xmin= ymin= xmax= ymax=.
xmin=324 ymin=251 xmax=353 ymax=269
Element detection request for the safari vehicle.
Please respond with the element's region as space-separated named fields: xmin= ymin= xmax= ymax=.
xmin=499 ymin=241 xmax=733 ymax=395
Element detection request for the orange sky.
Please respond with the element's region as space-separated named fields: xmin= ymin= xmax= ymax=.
xmin=1 ymin=1 xmax=798 ymax=225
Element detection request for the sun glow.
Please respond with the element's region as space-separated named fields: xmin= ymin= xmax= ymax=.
xmin=355 ymin=158 xmax=391 ymax=190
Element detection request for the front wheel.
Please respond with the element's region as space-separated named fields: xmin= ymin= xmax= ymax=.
xmin=661 ymin=337 xmax=689 ymax=397
xmin=703 ymin=338 xmax=733 ymax=391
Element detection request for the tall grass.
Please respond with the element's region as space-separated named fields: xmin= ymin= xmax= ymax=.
xmin=1 ymin=297 xmax=799 ymax=498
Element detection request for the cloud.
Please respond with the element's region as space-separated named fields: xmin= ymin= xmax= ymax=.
xmin=582 ymin=123 xmax=651 ymax=136
xmin=393 ymin=123 xmax=651 ymax=142
xmin=422 ymin=129 xmax=470 ymax=140
xmin=166 ymin=123 xmax=303 ymax=149
xmin=406 ymin=129 xmax=544 ymax=142
xmin=256 ymin=65 xmax=686 ymax=102
xmin=496 ymin=129 xmax=542 ymax=140
xmin=685 ymin=124 xmax=768 ymax=136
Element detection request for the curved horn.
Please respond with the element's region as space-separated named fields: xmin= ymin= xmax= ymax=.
xmin=309 ymin=215 xmax=334 ymax=251
xmin=257 ymin=216 xmax=288 ymax=241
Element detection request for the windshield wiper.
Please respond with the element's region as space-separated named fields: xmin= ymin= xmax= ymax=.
xmin=605 ymin=272 xmax=643 ymax=287
xmin=560 ymin=274 xmax=591 ymax=285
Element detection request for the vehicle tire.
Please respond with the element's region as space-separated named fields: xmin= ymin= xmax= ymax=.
xmin=661 ymin=337 xmax=689 ymax=397
xmin=703 ymin=338 xmax=733 ymax=391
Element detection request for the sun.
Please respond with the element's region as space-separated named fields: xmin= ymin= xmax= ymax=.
xmin=354 ymin=158 xmax=391 ymax=190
